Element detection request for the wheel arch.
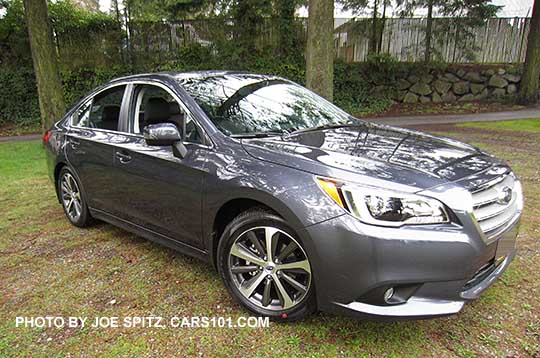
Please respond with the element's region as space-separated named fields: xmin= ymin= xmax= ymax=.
xmin=207 ymin=192 xmax=305 ymax=269
xmin=53 ymin=162 xmax=68 ymax=202
xmin=53 ymin=162 xmax=88 ymax=207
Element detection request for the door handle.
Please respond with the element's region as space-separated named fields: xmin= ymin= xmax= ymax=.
xmin=116 ymin=151 xmax=132 ymax=164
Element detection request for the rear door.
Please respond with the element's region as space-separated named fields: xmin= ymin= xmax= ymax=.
xmin=65 ymin=84 xmax=128 ymax=213
xmin=110 ymin=82 xmax=209 ymax=248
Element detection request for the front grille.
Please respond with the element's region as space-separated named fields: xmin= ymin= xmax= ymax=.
xmin=471 ymin=172 xmax=520 ymax=240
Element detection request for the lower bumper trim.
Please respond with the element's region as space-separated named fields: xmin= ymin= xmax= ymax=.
xmin=460 ymin=248 xmax=516 ymax=300
xmin=335 ymin=297 xmax=465 ymax=317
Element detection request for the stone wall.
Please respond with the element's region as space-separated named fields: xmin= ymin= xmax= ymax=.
xmin=396 ymin=67 xmax=521 ymax=104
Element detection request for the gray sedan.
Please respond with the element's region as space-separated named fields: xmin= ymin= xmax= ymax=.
xmin=44 ymin=71 xmax=522 ymax=320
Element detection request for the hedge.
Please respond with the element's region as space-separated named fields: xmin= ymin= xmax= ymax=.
xmin=0 ymin=54 xmax=455 ymax=127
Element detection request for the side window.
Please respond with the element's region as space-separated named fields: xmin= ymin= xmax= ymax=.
xmin=74 ymin=85 xmax=126 ymax=131
xmin=132 ymin=84 xmax=203 ymax=144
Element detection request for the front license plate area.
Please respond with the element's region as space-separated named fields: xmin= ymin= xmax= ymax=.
xmin=495 ymin=230 xmax=517 ymax=261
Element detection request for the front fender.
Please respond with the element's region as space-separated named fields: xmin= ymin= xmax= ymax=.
xmin=201 ymin=145 xmax=345 ymax=265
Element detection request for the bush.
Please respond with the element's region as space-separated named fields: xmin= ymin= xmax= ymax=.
xmin=61 ymin=66 xmax=134 ymax=106
xmin=0 ymin=60 xmax=392 ymax=127
xmin=5 ymin=54 xmax=454 ymax=127
xmin=0 ymin=65 xmax=135 ymax=126
xmin=0 ymin=67 xmax=40 ymax=126
xmin=334 ymin=60 xmax=396 ymax=115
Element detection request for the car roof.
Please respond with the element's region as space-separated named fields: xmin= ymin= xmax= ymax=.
xmin=108 ymin=70 xmax=276 ymax=84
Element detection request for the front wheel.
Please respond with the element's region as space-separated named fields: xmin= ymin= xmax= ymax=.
xmin=217 ymin=210 xmax=316 ymax=320
xmin=58 ymin=167 xmax=93 ymax=227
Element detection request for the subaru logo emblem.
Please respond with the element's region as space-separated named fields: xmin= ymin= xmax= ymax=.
xmin=497 ymin=186 xmax=512 ymax=205
xmin=266 ymin=265 xmax=274 ymax=271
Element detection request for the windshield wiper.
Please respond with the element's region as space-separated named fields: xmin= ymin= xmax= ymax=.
xmin=230 ymin=121 xmax=359 ymax=139
xmin=285 ymin=123 xmax=357 ymax=136
xmin=230 ymin=131 xmax=285 ymax=139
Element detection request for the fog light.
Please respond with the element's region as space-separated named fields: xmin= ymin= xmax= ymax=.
xmin=384 ymin=287 xmax=394 ymax=303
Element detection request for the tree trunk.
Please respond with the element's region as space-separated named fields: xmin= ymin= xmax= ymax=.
xmin=370 ymin=0 xmax=379 ymax=54
xmin=112 ymin=0 xmax=121 ymax=24
xmin=424 ymin=0 xmax=433 ymax=62
xmin=124 ymin=0 xmax=132 ymax=65
xmin=378 ymin=0 xmax=387 ymax=53
xmin=23 ymin=0 xmax=65 ymax=132
xmin=519 ymin=0 xmax=540 ymax=104
xmin=306 ymin=0 xmax=334 ymax=101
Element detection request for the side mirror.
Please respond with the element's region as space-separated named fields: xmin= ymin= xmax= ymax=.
xmin=143 ymin=123 xmax=188 ymax=159
xmin=143 ymin=123 xmax=182 ymax=146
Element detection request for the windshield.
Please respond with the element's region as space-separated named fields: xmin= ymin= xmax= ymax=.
xmin=176 ymin=73 xmax=355 ymax=136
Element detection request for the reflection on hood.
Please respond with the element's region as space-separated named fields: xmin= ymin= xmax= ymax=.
xmin=242 ymin=123 xmax=500 ymax=182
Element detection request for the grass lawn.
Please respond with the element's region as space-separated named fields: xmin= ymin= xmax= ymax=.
xmin=0 ymin=123 xmax=539 ymax=357
xmin=458 ymin=118 xmax=540 ymax=133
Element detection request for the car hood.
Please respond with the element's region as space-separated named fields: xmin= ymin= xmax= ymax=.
xmin=241 ymin=122 xmax=504 ymax=191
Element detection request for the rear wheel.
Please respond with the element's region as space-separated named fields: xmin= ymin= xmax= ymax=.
xmin=217 ymin=209 xmax=316 ymax=320
xmin=58 ymin=167 xmax=92 ymax=227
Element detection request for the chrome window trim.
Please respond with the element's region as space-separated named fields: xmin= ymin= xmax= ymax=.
xmin=105 ymin=129 xmax=214 ymax=151
xmin=67 ymin=79 xmax=214 ymax=149
xmin=69 ymin=82 xmax=131 ymax=134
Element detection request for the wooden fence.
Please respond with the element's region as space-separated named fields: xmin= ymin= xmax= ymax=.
xmin=51 ymin=17 xmax=530 ymax=68
xmin=335 ymin=17 xmax=530 ymax=63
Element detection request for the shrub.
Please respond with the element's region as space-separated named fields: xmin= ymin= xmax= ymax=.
xmin=0 ymin=61 xmax=393 ymax=127
xmin=5 ymin=55 xmax=461 ymax=128
xmin=0 ymin=67 xmax=40 ymax=126
xmin=61 ymin=66 xmax=134 ymax=106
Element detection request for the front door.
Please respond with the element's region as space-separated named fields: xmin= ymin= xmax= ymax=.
xmin=110 ymin=83 xmax=209 ymax=248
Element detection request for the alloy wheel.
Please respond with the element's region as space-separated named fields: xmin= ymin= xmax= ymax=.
xmin=60 ymin=172 xmax=83 ymax=222
xmin=228 ymin=226 xmax=311 ymax=311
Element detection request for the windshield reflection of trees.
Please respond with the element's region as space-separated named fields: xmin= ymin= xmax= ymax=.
xmin=177 ymin=73 xmax=351 ymax=135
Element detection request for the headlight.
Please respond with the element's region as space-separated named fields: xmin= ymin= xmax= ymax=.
xmin=316 ymin=178 xmax=449 ymax=227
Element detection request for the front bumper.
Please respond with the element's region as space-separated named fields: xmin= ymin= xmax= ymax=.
xmin=298 ymin=211 xmax=519 ymax=320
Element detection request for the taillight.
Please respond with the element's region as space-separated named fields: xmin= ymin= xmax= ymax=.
xmin=43 ymin=130 xmax=51 ymax=144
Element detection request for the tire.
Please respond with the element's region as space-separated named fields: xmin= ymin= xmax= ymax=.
xmin=57 ymin=167 xmax=93 ymax=227
xmin=217 ymin=209 xmax=316 ymax=321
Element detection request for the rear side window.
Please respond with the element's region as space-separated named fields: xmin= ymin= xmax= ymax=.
xmin=73 ymin=85 xmax=126 ymax=131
